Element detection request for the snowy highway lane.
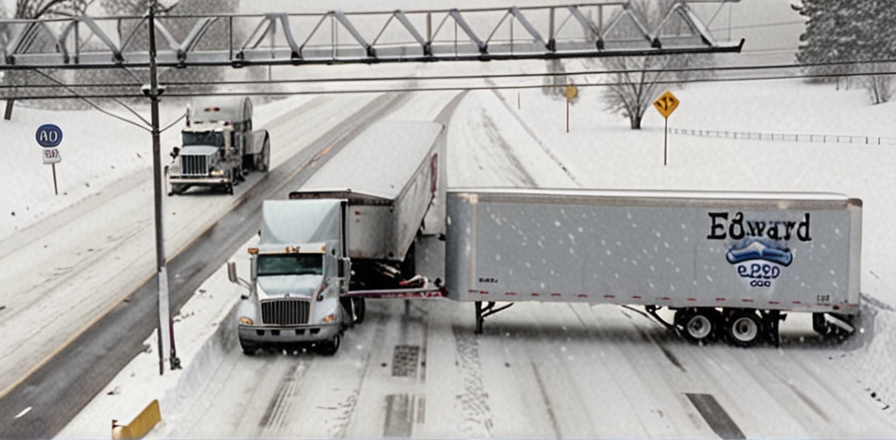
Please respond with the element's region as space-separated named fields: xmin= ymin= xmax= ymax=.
xmin=0 ymin=95 xmax=434 ymax=438
xmin=0 ymin=94 xmax=383 ymax=393
xmin=161 ymin=299 xmax=896 ymax=438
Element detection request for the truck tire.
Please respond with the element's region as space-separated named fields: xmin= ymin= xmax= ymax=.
xmin=727 ymin=311 xmax=763 ymax=347
xmin=316 ymin=334 xmax=341 ymax=356
xmin=240 ymin=339 xmax=257 ymax=356
xmin=169 ymin=184 xmax=187 ymax=196
xmin=677 ymin=308 xmax=719 ymax=343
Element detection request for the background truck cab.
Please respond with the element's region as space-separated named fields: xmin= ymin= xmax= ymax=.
xmin=167 ymin=96 xmax=270 ymax=195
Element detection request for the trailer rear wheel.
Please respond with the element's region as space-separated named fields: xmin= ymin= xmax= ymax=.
xmin=727 ymin=311 xmax=763 ymax=347
xmin=678 ymin=308 xmax=719 ymax=343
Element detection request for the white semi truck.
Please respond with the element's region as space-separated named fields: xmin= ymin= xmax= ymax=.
xmin=445 ymin=188 xmax=862 ymax=346
xmin=167 ymin=97 xmax=270 ymax=195
xmin=228 ymin=120 xmax=446 ymax=355
xmin=228 ymin=121 xmax=862 ymax=350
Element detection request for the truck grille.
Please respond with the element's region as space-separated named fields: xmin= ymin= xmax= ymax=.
xmin=180 ymin=153 xmax=211 ymax=176
xmin=261 ymin=299 xmax=310 ymax=325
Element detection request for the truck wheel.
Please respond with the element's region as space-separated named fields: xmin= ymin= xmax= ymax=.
xmin=316 ymin=334 xmax=341 ymax=356
xmin=727 ymin=311 xmax=763 ymax=347
xmin=240 ymin=339 xmax=257 ymax=356
xmin=168 ymin=184 xmax=184 ymax=196
xmin=678 ymin=308 xmax=719 ymax=343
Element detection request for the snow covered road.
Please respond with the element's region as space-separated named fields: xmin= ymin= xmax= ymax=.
xmin=157 ymin=300 xmax=896 ymax=438
xmin=0 ymin=93 xmax=397 ymax=432
xmin=137 ymin=87 xmax=896 ymax=439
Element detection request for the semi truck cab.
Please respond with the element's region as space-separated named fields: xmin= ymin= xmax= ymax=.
xmin=231 ymin=241 xmax=349 ymax=355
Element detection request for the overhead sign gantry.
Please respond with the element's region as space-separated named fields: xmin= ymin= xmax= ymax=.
xmin=1 ymin=2 xmax=742 ymax=70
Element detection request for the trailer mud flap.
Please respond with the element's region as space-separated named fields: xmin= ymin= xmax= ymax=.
xmin=812 ymin=312 xmax=856 ymax=338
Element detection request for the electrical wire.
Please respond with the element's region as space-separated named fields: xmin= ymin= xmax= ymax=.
xmin=3 ymin=56 xmax=894 ymax=92
xmin=7 ymin=68 xmax=895 ymax=100
xmin=29 ymin=70 xmax=151 ymax=131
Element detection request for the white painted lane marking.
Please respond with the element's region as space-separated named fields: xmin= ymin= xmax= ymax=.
xmin=14 ymin=406 xmax=32 ymax=419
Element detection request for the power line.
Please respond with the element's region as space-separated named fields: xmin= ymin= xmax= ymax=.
xmin=6 ymin=68 xmax=895 ymax=100
xmin=0 ymin=55 xmax=896 ymax=94
xmin=710 ymin=20 xmax=805 ymax=32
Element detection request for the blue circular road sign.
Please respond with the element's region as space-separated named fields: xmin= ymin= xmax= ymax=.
xmin=36 ymin=124 xmax=63 ymax=148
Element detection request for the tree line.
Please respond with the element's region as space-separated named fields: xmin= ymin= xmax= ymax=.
xmin=793 ymin=0 xmax=895 ymax=104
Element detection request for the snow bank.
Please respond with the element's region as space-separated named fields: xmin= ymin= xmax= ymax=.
xmin=56 ymin=237 xmax=253 ymax=439
xmin=853 ymin=305 xmax=896 ymax=417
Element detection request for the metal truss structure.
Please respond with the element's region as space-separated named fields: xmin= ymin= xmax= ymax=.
xmin=0 ymin=2 xmax=742 ymax=70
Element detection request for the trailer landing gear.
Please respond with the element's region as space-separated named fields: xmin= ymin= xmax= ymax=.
xmin=474 ymin=301 xmax=514 ymax=334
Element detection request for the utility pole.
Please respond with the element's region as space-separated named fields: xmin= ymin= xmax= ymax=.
xmin=146 ymin=1 xmax=178 ymax=375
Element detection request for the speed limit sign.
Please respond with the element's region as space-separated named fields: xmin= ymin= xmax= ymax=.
xmin=42 ymin=147 xmax=62 ymax=164
xmin=36 ymin=124 xmax=63 ymax=194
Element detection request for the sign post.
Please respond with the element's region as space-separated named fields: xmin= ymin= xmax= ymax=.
xmin=652 ymin=91 xmax=679 ymax=166
xmin=565 ymin=84 xmax=578 ymax=133
xmin=36 ymin=124 xmax=63 ymax=194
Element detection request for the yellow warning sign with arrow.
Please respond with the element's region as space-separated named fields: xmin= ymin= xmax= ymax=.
xmin=653 ymin=91 xmax=679 ymax=119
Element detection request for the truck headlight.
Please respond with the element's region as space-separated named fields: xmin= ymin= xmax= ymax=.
xmin=322 ymin=314 xmax=335 ymax=323
xmin=239 ymin=316 xmax=253 ymax=325
xmin=210 ymin=169 xmax=225 ymax=177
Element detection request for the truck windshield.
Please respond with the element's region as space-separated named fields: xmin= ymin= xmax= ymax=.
xmin=257 ymin=254 xmax=323 ymax=276
xmin=182 ymin=131 xmax=224 ymax=147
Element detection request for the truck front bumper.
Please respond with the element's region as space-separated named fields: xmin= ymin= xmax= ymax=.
xmin=238 ymin=322 xmax=341 ymax=346
xmin=168 ymin=175 xmax=231 ymax=185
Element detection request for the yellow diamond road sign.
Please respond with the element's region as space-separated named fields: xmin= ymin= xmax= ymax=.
xmin=653 ymin=91 xmax=679 ymax=119
xmin=565 ymin=84 xmax=578 ymax=100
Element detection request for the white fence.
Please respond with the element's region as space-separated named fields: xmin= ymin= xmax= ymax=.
xmin=670 ymin=128 xmax=896 ymax=146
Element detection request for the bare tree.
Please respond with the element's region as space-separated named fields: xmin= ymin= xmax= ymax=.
xmin=3 ymin=0 xmax=92 ymax=118
xmin=597 ymin=0 xmax=714 ymax=129
xmin=15 ymin=0 xmax=91 ymax=19
xmin=859 ymin=62 xmax=893 ymax=105
xmin=602 ymin=55 xmax=667 ymax=129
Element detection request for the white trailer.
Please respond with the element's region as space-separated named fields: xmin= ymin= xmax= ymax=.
xmin=445 ymin=188 xmax=862 ymax=346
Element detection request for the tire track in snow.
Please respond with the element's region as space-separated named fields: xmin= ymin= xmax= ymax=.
xmin=486 ymin=80 xmax=583 ymax=187
xmin=258 ymin=362 xmax=309 ymax=431
xmin=451 ymin=325 xmax=495 ymax=438
xmin=480 ymin=110 xmax=538 ymax=187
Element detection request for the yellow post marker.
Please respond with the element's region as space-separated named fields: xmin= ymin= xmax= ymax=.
xmin=111 ymin=399 xmax=162 ymax=439
xmin=653 ymin=91 xmax=679 ymax=166
xmin=565 ymin=84 xmax=578 ymax=133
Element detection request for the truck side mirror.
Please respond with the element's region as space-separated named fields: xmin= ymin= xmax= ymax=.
xmin=227 ymin=261 xmax=238 ymax=283
xmin=170 ymin=147 xmax=180 ymax=159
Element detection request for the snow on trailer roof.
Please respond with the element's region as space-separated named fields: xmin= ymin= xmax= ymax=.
xmin=301 ymin=121 xmax=444 ymax=200
xmin=450 ymin=188 xmax=859 ymax=209
xmin=189 ymin=96 xmax=251 ymax=123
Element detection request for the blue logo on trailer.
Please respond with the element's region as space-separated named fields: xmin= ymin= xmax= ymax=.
xmin=725 ymin=238 xmax=792 ymax=288
xmin=36 ymin=124 xmax=63 ymax=148
xmin=726 ymin=238 xmax=793 ymax=267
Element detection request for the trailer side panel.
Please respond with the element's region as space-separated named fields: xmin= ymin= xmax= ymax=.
xmin=446 ymin=189 xmax=860 ymax=314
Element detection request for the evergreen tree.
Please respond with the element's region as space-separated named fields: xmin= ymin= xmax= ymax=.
xmin=795 ymin=0 xmax=896 ymax=102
